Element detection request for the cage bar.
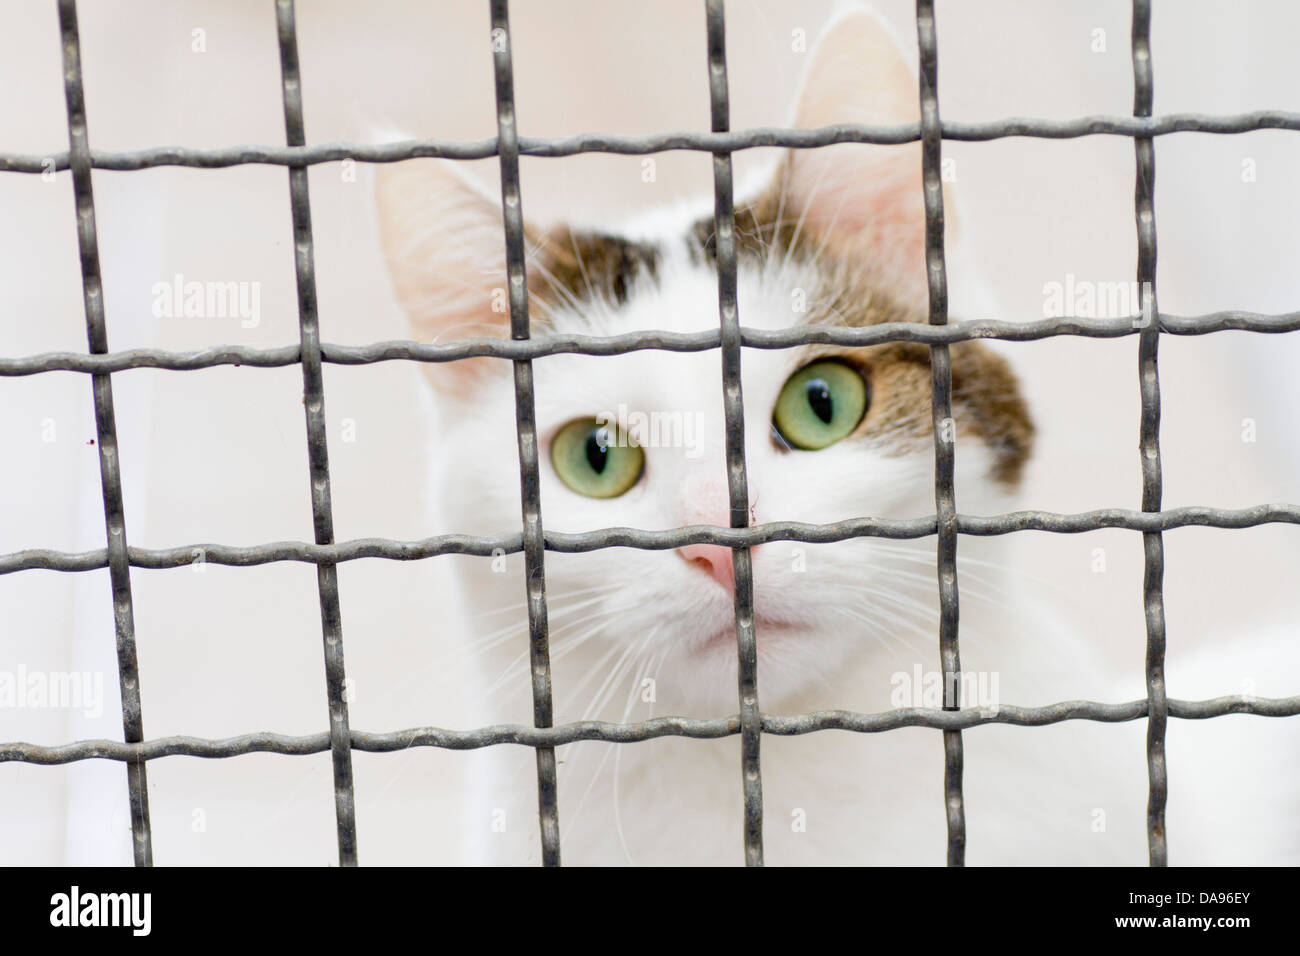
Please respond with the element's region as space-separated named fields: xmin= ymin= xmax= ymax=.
xmin=4 ymin=311 xmax=1300 ymax=379
xmin=7 ymin=112 xmax=1300 ymax=176
xmin=274 ymin=0 xmax=359 ymax=867
xmin=55 ymin=0 xmax=154 ymax=868
xmin=704 ymin=0 xmax=765 ymax=868
xmin=487 ymin=0 xmax=562 ymax=867
xmin=4 ymin=690 xmax=1298 ymax=767
xmin=915 ymin=0 xmax=966 ymax=867
xmin=3 ymin=503 xmax=1300 ymax=576
xmin=1130 ymin=0 xmax=1169 ymax=867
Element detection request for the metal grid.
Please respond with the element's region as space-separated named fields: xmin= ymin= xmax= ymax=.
xmin=3 ymin=0 xmax=1300 ymax=868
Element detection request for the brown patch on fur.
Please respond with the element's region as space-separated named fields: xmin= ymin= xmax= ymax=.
xmin=536 ymin=226 xmax=661 ymax=309
xmin=798 ymin=337 xmax=1034 ymax=488
xmin=948 ymin=342 xmax=1036 ymax=486
xmin=789 ymin=262 xmax=1034 ymax=485
xmin=688 ymin=178 xmax=1034 ymax=486
xmin=529 ymin=170 xmax=1032 ymax=486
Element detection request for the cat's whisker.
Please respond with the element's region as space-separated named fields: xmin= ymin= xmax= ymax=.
xmin=841 ymin=602 xmax=933 ymax=656
xmin=564 ymin=623 xmax=665 ymax=839
xmin=473 ymin=593 xmax=624 ymax=648
xmin=565 ymin=230 xmax=605 ymax=319
xmin=473 ymin=583 xmax=628 ymax=645
xmin=612 ymin=638 xmax=661 ymax=866
xmin=828 ymin=603 xmax=935 ymax=664
xmin=864 ymin=563 xmax=1006 ymax=608
xmin=580 ymin=634 xmax=646 ymax=723
xmin=473 ymin=581 xmax=624 ymax=621
xmin=345 ymin=593 xmax=583 ymax=713
xmin=467 ymin=587 xmax=642 ymax=703
xmin=556 ymin=632 xmax=634 ymax=717
xmin=553 ymin=628 xmax=654 ymax=827
xmin=485 ymin=590 xmax=657 ymax=713
xmin=484 ymin=603 xmax=638 ymax=701
xmin=530 ymin=259 xmax=591 ymax=320
xmin=869 ymin=541 xmax=1031 ymax=584
xmin=865 ymin=537 xmax=1064 ymax=594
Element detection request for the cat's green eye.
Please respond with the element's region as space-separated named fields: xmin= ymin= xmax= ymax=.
xmin=773 ymin=360 xmax=869 ymax=451
xmin=550 ymin=418 xmax=645 ymax=498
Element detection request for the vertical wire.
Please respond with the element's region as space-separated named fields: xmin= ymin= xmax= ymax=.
xmin=56 ymin=0 xmax=153 ymax=867
xmin=488 ymin=0 xmax=562 ymax=867
xmin=705 ymin=0 xmax=764 ymax=867
xmin=1131 ymin=0 xmax=1169 ymax=867
xmin=915 ymin=0 xmax=966 ymax=866
xmin=274 ymin=0 xmax=358 ymax=866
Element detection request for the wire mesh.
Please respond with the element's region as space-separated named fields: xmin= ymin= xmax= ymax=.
xmin=274 ymin=0 xmax=358 ymax=867
xmin=3 ymin=0 xmax=1299 ymax=868
xmin=915 ymin=0 xmax=965 ymax=865
xmin=53 ymin=0 xmax=152 ymax=868
xmin=1131 ymin=0 xmax=1169 ymax=867
xmin=488 ymin=0 xmax=562 ymax=867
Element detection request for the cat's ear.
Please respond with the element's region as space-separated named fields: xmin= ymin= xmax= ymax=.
xmin=375 ymin=158 xmax=533 ymax=389
xmin=774 ymin=9 xmax=953 ymax=306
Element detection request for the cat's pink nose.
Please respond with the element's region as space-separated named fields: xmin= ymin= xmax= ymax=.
xmin=678 ymin=542 xmax=736 ymax=591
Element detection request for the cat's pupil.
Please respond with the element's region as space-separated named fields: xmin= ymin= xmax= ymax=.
xmin=806 ymin=379 xmax=834 ymax=424
xmin=585 ymin=428 xmax=609 ymax=473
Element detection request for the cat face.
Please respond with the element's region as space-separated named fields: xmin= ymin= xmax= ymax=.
xmin=376 ymin=10 xmax=1033 ymax=709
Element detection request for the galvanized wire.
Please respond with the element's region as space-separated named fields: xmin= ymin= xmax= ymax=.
xmin=55 ymin=0 xmax=153 ymax=868
xmin=488 ymin=0 xmax=562 ymax=868
xmin=4 ymin=503 xmax=1300 ymax=576
xmin=4 ymin=312 xmax=1299 ymax=377
xmin=3 ymin=0 xmax=1297 ymax=867
xmin=1131 ymin=0 xmax=1169 ymax=868
xmin=275 ymin=0 xmax=358 ymax=868
xmin=4 ymin=112 xmax=1300 ymax=174
xmin=916 ymin=0 xmax=966 ymax=868
xmin=705 ymin=0 xmax=764 ymax=868
xmin=5 ymin=693 xmax=1298 ymax=765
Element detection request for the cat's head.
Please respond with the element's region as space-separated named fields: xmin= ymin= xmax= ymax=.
xmin=375 ymin=10 xmax=1033 ymax=710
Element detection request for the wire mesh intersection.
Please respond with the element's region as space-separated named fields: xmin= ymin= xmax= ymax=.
xmin=4 ymin=0 xmax=1298 ymax=868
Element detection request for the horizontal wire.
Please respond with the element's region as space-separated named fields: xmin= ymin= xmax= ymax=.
xmin=2 ymin=111 xmax=1299 ymax=173
xmin=3 ymin=504 xmax=1296 ymax=575
xmin=3 ymin=694 xmax=1296 ymax=765
xmin=3 ymin=311 xmax=1299 ymax=376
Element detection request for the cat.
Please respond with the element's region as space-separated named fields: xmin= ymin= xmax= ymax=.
xmin=374 ymin=9 xmax=1296 ymax=865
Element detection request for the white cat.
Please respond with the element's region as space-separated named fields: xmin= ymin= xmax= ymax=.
xmin=374 ymin=10 xmax=1297 ymax=865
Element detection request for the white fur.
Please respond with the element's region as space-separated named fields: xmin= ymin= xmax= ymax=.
xmin=424 ymin=239 xmax=1139 ymax=865
xmin=378 ymin=6 xmax=1299 ymax=866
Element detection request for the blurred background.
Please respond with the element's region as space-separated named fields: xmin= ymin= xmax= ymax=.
xmin=1 ymin=0 xmax=1297 ymax=864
